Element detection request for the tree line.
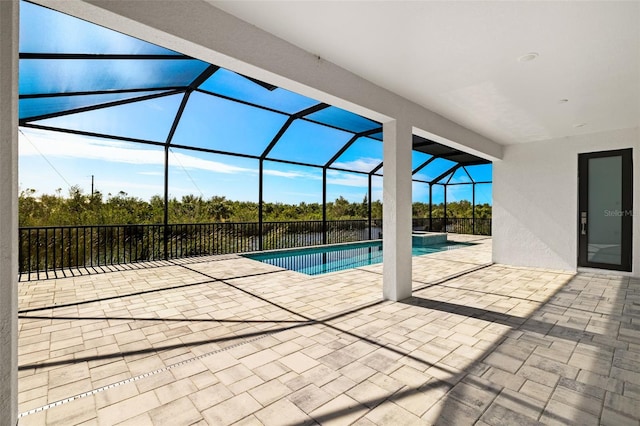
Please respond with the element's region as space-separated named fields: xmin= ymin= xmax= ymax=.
xmin=19 ymin=186 xmax=491 ymax=227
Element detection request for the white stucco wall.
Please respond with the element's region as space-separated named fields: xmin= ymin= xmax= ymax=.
xmin=0 ymin=1 xmax=19 ymax=424
xmin=493 ymin=127 xmax=640 ymax=276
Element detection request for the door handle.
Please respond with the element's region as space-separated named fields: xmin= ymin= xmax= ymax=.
xmin=580 ymin=212 xmax=587 ymax=235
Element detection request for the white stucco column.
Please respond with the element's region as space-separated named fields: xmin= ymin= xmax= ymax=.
xmin=0 ymin=1 xmax=19 ymax=424
xmin=383 ymin=119 xmax=413 ymax=301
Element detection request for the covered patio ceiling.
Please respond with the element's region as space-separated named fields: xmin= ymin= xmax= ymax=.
xmin=211 ymin=1 xmax=639 ymax=146
xmin=18 ymin=0 xmax=491 ymax=189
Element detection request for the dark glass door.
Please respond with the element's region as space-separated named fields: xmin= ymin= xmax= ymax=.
xmin=578 ymin=149 xmax=633 ymax=271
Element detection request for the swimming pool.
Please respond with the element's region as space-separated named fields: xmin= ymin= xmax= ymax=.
xmin=243 ymin=240 xmax=473 ymax=275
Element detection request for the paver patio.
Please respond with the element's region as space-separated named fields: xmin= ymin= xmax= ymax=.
xmin=16 ymin=236 xmax=640 ymax=425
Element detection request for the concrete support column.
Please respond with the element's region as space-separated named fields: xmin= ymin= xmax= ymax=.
xmin=0 ymin=1 xmax=19 ymax=424
xmin=382 ymin=119 xmax=413 ymax=301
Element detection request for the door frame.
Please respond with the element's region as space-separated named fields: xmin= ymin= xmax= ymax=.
xmin=578 ymin=148 xmax=633 ymax=272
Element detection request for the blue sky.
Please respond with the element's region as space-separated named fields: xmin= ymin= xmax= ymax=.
xmin=18 ymin=127 xmax=491 ymax=205
xmin=18 ymin=0 xmax=492 ymax=206
xmin=18 ymin=128 xmax=384 ymax=203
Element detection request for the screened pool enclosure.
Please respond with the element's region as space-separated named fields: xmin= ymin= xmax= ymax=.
xmin=18 ymin=1 xmax=491 ymax=278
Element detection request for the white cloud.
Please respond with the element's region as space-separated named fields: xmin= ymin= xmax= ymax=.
xmin=263 ymin=167 xmax=322 ymax=180
xmin=169 ymin=151 xmax=251 ymax=174
xmin=20 ymin=129 xmax=389 ymax=185
xmin=19 ymin=128 xmax=255 ymax=175
xmin=326 ymin=170 xmax=382 ymax=188
xmin=328 ymin=175 xmax=367 ymax=187
xmin=18 ymin=128 xmax=397 ymax=204
xmin=263 ymin=169 xmax=306 ymax=179
xmin=20 ymin=129 xmax=162 ymax=163
xmin=331 ymin=157 xmax=382 ymax=172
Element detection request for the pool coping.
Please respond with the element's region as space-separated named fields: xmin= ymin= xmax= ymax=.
xmin=240 ymin=238 xmax=384 ymax=258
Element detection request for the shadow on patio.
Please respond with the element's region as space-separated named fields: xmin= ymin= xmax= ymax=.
xmin=401 ymin=270 xmax=640 ymax=425
xmin=16 ymin=238 xmax=640 ymax=425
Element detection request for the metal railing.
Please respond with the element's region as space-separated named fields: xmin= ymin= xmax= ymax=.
xmin=18 ymin=217 xmax=488 ymax=279
xmin=412 ymin=217 xmax=492 ymax=236
xmin=18 ymin=219 xmax=383 ymax=279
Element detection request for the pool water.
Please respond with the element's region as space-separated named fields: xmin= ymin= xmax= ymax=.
xmin=243 ymin=240 xmax=473 ymax=275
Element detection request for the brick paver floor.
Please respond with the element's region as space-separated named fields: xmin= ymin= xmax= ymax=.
xmin=16 ymin=236 xmax=640 ymax=425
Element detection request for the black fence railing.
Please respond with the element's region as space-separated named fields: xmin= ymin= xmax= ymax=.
xmin=412 ymin=217 xmax=492 ymax=236
xmin=18 ymin=217 xmax=488 ymax=279
xmin=18 ymin=220 xmax=382 ymax=279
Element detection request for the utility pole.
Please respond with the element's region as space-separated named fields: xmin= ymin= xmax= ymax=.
xmin=91 ymin=175 xmax=94 ymax=196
